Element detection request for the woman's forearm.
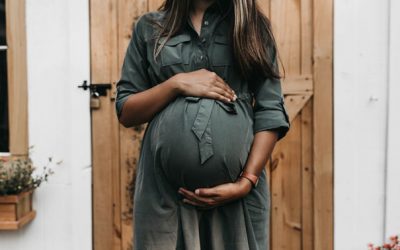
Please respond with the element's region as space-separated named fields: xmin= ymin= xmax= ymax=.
xmin=241 ymin=130 xmax=279 ymax=182
xmin=118 ymin=76 xmax=181 ymax=127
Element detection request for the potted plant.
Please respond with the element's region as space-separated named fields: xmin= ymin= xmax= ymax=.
xmin=0 ymin=146 xmax=62 ymax=230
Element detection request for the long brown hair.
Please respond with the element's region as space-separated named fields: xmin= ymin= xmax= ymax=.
xmin=147 ymin=0 xmax=284 ymax=82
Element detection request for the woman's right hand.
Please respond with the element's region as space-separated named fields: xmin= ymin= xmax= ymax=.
xmin=172 ymin=69 xmax=237 ymax=103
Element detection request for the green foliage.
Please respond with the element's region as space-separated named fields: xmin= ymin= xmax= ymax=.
xmin=0 ymin=147 xmax=62 ymax=195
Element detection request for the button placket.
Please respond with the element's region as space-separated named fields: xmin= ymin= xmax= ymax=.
xmin=186 ymin=7 xmax=224 ymax=71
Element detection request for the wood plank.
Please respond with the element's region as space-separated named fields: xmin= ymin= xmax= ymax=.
xmin=284 ymin=94 xmax=312 ymax=123
xmin=0 ymin=191 xmax=31 ymax=203
xmin=270 ymin=0 xmax=301 ymax=75
xmin=91 ymin=0 xmax=121 ymax=249
xmin=282 ymin=75 xmax=313 ymax=95
xmin=257 ymin=0 xmax=270 ymax=18
xmin=0 ymin=204 xmax=16 ymax=221
xmin=148 ymin=0 xmax=164 ymax=11
xmin=301 ymin=0 xmax=313 ymax=75
xmin=271 ymin=116 xmax=302 ymax=250
xmin=301 ymin=99 xmax=314 ymax=250
xmin=111 ymin=73 xmax=122 ymax=248
xmin=117 ymin=1 xmax=148 ymax=250
xmin=313 ymin=0 xmax=334 ymax=249
xmin=5 ymin=0 xmax=28 ymax=156
xmin=0 ymin=210 xmax=35 ymax=230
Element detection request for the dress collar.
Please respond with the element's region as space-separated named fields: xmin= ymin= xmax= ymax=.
xmin=186 ymin=0 xmax=231 ymax=28
xmin=205 ymin=0 xmax=232 ymax=15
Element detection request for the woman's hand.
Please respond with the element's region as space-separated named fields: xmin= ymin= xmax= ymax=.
xmin=178 ymin=177 xmax=253 ymax=209
xmin=173 ymin=69 xmax=237 ymax=103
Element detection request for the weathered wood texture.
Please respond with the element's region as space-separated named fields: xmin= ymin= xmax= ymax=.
xmin=91 ymin=0 xmax=333 ymax=249
xmin=90 ymin=0 xmax=120 ymax=250
xmin=0 ymin=191 xmax=36 ymax=230
xmin=5 ymin=0 xmax=28 ymax=156
xmin=263 ymin=0 xmax=333 ymax=249
xmin=312 ymin=0 xmax=333 ymax=249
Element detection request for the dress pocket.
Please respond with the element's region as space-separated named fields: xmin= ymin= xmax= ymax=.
xmin=158 ymin=33 xmax=191 ymax=66
xmin=210 ymin=34 xmax=233 ymax=80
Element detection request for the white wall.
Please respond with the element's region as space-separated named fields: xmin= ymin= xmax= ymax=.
xmin=384 ymin=0 xmax=400 ymax=239
xmin=0 ymin=0 xmax=92 ymax=250
xmin=334 ymin=0 xmax=400 ymax=249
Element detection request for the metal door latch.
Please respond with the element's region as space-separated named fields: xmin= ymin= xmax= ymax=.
xmin=78 ymin=80 xmax=112 ymax=109
xmin=77 ymin=80 xmax=112 ymax=97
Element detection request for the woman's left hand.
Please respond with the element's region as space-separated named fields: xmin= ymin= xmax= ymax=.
xmin=178 ymin=177 xmax=253 ymax=209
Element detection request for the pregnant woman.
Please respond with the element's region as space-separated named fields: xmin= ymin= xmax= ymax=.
xmin=115 ymin=0 xmax=290 ymax=249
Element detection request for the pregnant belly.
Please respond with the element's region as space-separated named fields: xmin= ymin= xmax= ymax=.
xmin=152 ymin=95 xmax=254 ymax=191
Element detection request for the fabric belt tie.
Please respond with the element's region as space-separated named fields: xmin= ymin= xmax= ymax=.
xmin=185 ymin=96 xmax=238 ymax=165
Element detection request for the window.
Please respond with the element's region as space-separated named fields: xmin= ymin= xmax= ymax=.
xmin=0 ymin=0 xmax=28 ymax=156
xmin=0 ymin=0 xmax=9 ymax=153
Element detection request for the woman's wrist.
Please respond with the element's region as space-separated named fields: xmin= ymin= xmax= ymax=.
xmin=166 ymin=73 xmax=184 ymax=95
xmin=236 ymin=176 xmax=253 ymax=195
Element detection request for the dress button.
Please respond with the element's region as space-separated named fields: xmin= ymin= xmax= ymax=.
xmin=204 ymin=20 xmax=209 ymax=26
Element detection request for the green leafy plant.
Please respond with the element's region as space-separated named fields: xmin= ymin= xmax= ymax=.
xmin=0 ymin=147 xmax=62 ymax=195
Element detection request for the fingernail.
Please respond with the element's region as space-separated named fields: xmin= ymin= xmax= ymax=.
xmin=195 ymin=189 xmax=200 ymax=195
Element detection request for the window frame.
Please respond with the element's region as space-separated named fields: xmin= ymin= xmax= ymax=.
xmin=0 ymin=0 xmax=28 ymax=159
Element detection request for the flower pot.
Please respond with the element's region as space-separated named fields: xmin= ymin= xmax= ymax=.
xmin=0 ymin=190 xmax=36 ymax=230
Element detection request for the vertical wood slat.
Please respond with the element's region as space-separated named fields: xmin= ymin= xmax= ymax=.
xmin=300 ymin=0 xmax=314 ymax=250
xmin=271 ymin=116 xmax=302 ymax=250
xmin=301 ymin=99 xmax=314 ymax=250
xmin=117 ymin=1 xmax=148 ymax=249
xmin=110 ymin=3 xmax=122 ymax=248
xmin=257 ymin=0 xmax=270 ymax=18
xmin=301 ymin=0 xmax=313 ymax=75
xmin=91 ymin=0 xmax=121 ymax=249
xmin=268 ymin=0 xmax=316 ymax=249
xmin=148 ymin=0 xmax=163 ymax=11
xmin=5 ymin=0 xmax=28 ymax=156
xmin=270 ymin=0 xmax=302 ymax=75
xmin=313 ymin=0 xmax=333 ymax=249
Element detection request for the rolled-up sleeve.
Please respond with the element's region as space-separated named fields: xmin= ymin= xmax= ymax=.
xmin=115 ymin=14 xmax=151 ymax=120
xmin=252 ymin=47 xmax=290 ymax=141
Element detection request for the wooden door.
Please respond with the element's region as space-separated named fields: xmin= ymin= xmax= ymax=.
xmin=90 ymin=0 xmax=333 ymax=250
xmin=259 ymin=0 xmax=333 ymax=250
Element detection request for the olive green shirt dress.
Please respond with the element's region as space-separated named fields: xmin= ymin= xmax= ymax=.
xmin=115 ymin=1 xmax=290 ymax=250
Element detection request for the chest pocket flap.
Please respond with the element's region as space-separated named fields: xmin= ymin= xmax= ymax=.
xmin=158 ymin=34 xmax=191 ymax=66
xmin=212 ymin=35 xmax=233 ymax=66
